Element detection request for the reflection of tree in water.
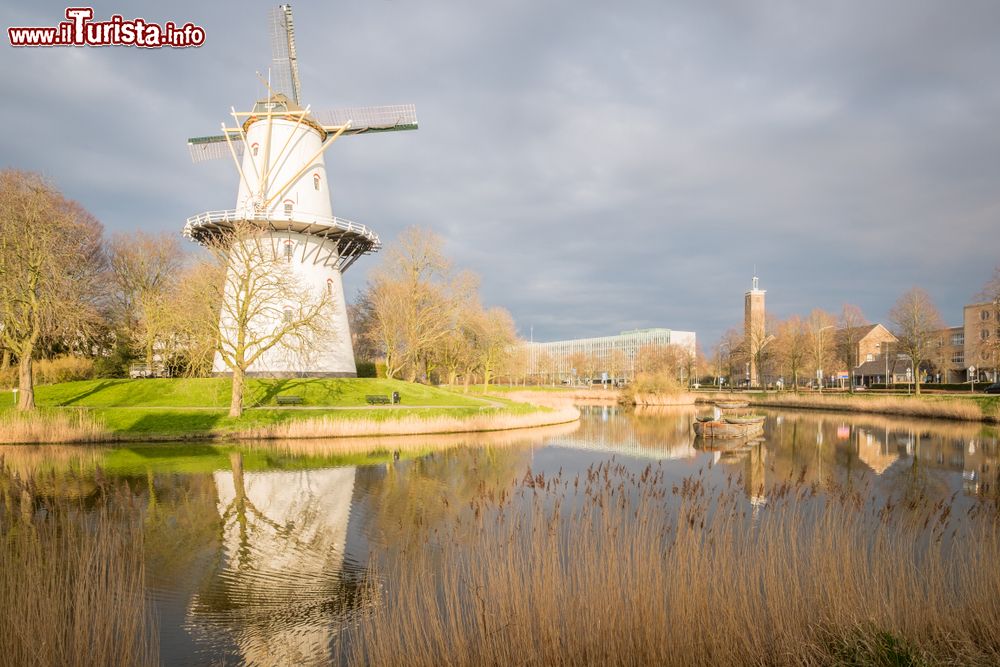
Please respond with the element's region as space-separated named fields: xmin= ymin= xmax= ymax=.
xmin=356 ymin=444 xmax=534 ymax=551
xmin=557 ymin=405 xmax=699 ymax=459
xmin=186 ymin=453 xmax=363 ymax=667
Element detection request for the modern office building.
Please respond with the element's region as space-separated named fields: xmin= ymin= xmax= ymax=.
xmin=526 ymin=327 xmax=697 ymax=384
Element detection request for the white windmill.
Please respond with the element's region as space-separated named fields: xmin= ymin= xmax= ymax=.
xmin=184 ymin=4 xmax=417 ymax=377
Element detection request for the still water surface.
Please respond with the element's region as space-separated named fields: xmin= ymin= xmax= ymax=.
xmin=3 ymin=405 xmax=998 ymax=665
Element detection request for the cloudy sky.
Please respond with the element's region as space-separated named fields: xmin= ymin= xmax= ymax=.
xmin=2 ymin=0 xmax=998 ymax=348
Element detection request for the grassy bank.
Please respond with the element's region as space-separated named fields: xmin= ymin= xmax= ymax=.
xmin=0 ymin=378 xmax=579 ymax=444
xmin=696 ymin=390 xmax=1000 ymax=423
xmin=0 ymin=377 xmax=487 ymax=409
xmin=342 ymin=463 xmax=1000 ymax=666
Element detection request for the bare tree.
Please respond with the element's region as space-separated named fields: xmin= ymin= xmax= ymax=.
xmin=0 ymin=171 xmax=105 ymax=410
xmin=889 ymin=287 xmax=944 ymax=395
xmin=109 ymin=231 xmax=184 ymax=370
xmin=202 ymin=222 xmax=335 ymax=416
xmin=162 ymin=258 xmax=225 ymax=377
xmin=837 ymin=304 xmax=869 ymax=393
xmin=476 ymin=307 xmax=517 ymax=388
xmin=774 ymin=315 xmax=809 ymax=391
xmin=362 ymin=227 xmax=472 ymax=381
xmin=806 ymin=309 xmax=837 ymax=390
xmin=714 ymin=328 xmax=744 ymax=389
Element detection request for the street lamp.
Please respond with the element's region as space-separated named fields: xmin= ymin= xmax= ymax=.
xmin=969 ymin=366 xmax=976 ymax=392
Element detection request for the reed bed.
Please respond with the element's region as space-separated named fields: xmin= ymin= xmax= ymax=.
xmin=342 ymin=460 xmax=1000 ymax=666
xmin=238 ymin=419 xmax=583 ymax=459
xmin=628 ymin=391 xmax=697 ymax=406
xmin=233 ymin=405 xmax=581 ymax=440
xmin=0 ymin=464 xmax=158 ymax=667
xmin=0 ymin=409 xmax=109 ymax=444
xmin=699 ymin=391 xmax=993 ymax=423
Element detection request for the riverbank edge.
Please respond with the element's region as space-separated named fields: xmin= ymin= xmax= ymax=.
xmin=0 ymin=405 xmax=582 ymax=446
xmin=692 ymin=392 xmax=999 ymax=424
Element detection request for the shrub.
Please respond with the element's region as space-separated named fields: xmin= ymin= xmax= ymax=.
xmin=356 ymin=361 xmax=377 ymax=378
xmin=35 ymin=355 xmax=95 ymax=385
xmin=620 ymin=372 xmax=691 ymax=405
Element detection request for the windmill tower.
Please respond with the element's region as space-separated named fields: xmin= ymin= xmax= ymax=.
xmin=184 ymin=5 xmax=417 ymax=377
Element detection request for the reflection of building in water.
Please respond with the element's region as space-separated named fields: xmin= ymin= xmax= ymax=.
xmin=855 ymin=427 xmax=899 ymax=475
xmin=745 ymin=444 xmax=767 ymax=508
xmin=551 ymin=406 xmax=698 ymax=460
xmin=187 ymin=453 xmax=356 ymax=666
xmin=962 ymin=440 xmax=997 ymax=495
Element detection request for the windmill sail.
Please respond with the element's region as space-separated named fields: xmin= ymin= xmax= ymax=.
xmin=188 ymin=134 xmax=245 ymax=163
xmin=269 ymin=4 xmax=301 ymax=105
xmin=313 ymin=105 xmax=418 ymax=134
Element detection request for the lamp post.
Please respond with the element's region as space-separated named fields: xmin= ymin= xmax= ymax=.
xmin=969 ymin=366 xmax=976 ymax=393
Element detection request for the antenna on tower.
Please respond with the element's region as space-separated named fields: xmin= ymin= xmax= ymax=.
xmin=752 ymin=265 xmax=759 ymax=291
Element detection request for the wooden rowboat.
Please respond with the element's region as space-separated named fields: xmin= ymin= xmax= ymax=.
xmin=715 ymin=401 xmax=750 ymax=410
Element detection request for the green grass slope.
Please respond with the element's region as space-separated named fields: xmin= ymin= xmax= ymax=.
xmin=0 ymin=378 xmax=490 ymax=410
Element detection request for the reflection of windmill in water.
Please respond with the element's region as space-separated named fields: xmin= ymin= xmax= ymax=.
xmin=186 ymin=453 xmax=359 ymax=665
xmin=185 ymin=4 xmax=417 ymax=376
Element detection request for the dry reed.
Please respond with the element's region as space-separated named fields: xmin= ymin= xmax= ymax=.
xmin=699 ymin=392 xmax=991 ymax=423
xmin=234 ymin=405 xmax=581 ymax=440
xmin=0 ymin=410 xmax=109 ymax=444
xmin=0 ymin=464 xmax=158 ymax=667
xmin=238 ymin=419 xmax=583 ymax=459
xmin=342 ymin=461 xmax=1000 ymax=666
xmin=628 ymin=391 xmax=697 ymax=406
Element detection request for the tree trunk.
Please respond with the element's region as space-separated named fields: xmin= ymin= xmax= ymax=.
xmin=914 ymin=359 xmax=921 ymax=395
xmin=0 ymin=349 xmax=10 ymax=371
xmin=145 ymin=339 xmax=155 ymax=370
xmin=229 ymin=368 xmax=245 ymax=417
xmin=17 ymin=355 xmax=34 ymax=411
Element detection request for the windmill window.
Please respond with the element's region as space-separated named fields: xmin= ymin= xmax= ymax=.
xmin=283 ymin=307 xmax=293 ymax=324
xmin=251 ymin=143 xmax=259 ymax=157
xmin=283 ymin=241 xmax=294 ymax=262
xmin=284 ymin=200 xmax=293 ymax=216
xmin=982 ymin=310 xmax=992 ymax=321
xmin=326 ymin=278 xmax=333 ymax=295
xmin=981 ymin=329 xmax=991 ymax=341
xmin=313 ymin=173 xmax=321 ymax=191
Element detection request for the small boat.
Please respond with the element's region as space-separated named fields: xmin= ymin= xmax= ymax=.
xmin=693 ymin=419 xmax=765 ymax=439
xmin=723 ymin=415 xmax=765 ymax=425
xmin=715 ymin=400 xmax=749 ymax=410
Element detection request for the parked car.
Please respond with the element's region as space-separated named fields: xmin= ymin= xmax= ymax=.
xmin=985 ymin=382 xmax=1000 ymax=395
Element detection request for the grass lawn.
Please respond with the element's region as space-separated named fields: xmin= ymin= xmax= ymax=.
xmin=0 ymin=378 xmax=559 ymax=441
xmin=0 ymin=377 xmax=490 ymax=410
xmin=86 ymin=403 xmax=538 ymax=435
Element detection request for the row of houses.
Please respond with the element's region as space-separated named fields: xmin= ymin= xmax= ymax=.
xmin=840 ymin=299 xmax=999 ymax=386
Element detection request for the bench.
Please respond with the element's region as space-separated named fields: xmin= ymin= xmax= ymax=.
xmin=365 ymin=394 xmax=391 ymax=405
xmin=276 ymin=395 xmax=303 ymax=405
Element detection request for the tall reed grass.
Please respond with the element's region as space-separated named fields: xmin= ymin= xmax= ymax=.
xmin=342 ymin=459 xmax=1000 ymax=666
xmin=234 ymin=405 xmax=580 ymax=440
xmin=700 ymin=391 xmax=991 ymax=422
xmin=0 ymin=463 xmax=158 ymax=667
xmin=0 ymin=409 xmax=109 ymax=444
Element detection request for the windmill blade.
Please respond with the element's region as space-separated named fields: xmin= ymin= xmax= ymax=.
xmin=187 ymin=134 xmax=244 ymax=163
xmin=268 ymin=4 xmax=301 ymax=104
xmin=312 ymin=105 xmax=418 ymax=134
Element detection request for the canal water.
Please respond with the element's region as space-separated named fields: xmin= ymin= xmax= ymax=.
xmin=2 ymin=405 xmax=998 ymax=665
